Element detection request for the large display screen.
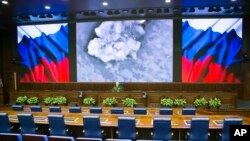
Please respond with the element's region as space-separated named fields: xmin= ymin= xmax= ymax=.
xmin=76 ymin=20 xmax=173 ymax=82
xmin=17 ymin=23 xmax=69 ymax=82
xmin=182 ymin=18 xmax=242 ymax=83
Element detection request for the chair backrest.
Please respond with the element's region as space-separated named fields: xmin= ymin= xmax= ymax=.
xmin=89 ymin=107 xmax=102 ymax=114
xmin=221 ymin=118 xmax=243 ymax=141
xmin=49 ymin=136 xmax=75 ymax=141
xmin=118 ymin=117 xmax=136 ymax=140
xmin=30 ymin=105 xmax=42 ymax=112
xmin=182 ymin=108 xmax=196 ymax=115
xmin=111 ymin=107 xmax=124 ymax=114
xmin=48 ymin=115 xmax=67 ymax=136
xmin=83 ymin=116 xmax=102 ymax=138
xmin=12 ymin=105 xmax=24 ymax=111
xmin=159 ymin=108 xmax=173 ymax=115
xmin=0 ymin=133 xmax=22 ymax=141
xmin=23 ymin=134 xmax=48 ymax=141
xmin=76 ymin=137 xmax=102 ymax=141
xmin=189 ymin=118 xmax=209 ymax=140
xmin=0 ymin=113 xmax=12 ymax=133
xmin=133 ymin=108 xmax=147 ymax=115
xmin=152 ymin=118 xmax=172 ymax=140
xmin=49 ymin=106 xmax=62 ymax=112
xmin=69 ymin=106 xmax=81 ymax=113
xmin=17 ymin=113 xmax=37 ymax=134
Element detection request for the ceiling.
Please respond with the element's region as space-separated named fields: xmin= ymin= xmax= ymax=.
xmin=0 ymin=0 xmax=249 ymax=27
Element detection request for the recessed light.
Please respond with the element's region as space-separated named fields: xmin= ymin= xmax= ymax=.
xmin=231 ymin=0 xmax=237 ymax=1
xmin=1 ymin=0 xmax=8 ymax=5
xmin=165 ymin=0 xmax=171 ymax=3
xmin=102 ymin=1 xmax=108 ymax=6
xmin=45 ymin=5 xmax=51 ymax=10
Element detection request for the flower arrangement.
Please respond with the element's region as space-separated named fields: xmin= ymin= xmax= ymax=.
xmin=103 ymin=97 xmax=118 ymax=106
xmin=83 ymin=97 xmax=95 ymax=106
xmin=122 ymin=98 xmax=137 ymax=107
xmin=111 ymin=82 xmax=124 ymax=92
xmin=160 ymin=98 xmax=174 ymax=107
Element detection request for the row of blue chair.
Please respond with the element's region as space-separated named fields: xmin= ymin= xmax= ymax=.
xmin=0 ymin=112 xmax=243 ymax=141
xmin=12 ymin=105 xmax=196 ymax=115
xmin=0 ymin=133 xmax=103 ymax=141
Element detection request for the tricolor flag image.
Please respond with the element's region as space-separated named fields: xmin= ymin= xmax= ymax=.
xmin=17 ymin=24 xmax=69 ymax=82
xmin=182 ymin=19 xmax=242 ymax=83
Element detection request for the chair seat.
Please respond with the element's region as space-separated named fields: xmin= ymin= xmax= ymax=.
xmin=76 ymin=137 xmax=102 ymax=141
xmin=23 ymin=134 xmax=48 ymax=141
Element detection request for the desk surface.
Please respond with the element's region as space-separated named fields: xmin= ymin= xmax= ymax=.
xmin=1 ymin=106 xmax=250 ymax=129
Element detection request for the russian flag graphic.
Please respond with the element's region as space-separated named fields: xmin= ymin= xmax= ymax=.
xmin=17 ymin=24 xmax=69 ymax=82
xmin=182 ymin=19 xmax=242 ymax=83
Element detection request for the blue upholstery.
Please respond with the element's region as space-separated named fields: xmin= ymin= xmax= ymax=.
xmin=159 ymin=108 xmax=173 ymax=115
xmin=49 ymin=106 xmax=62 ymax=112
xmin=23 ymin=134 xmax=48 ymax=141
xmin=118 ymin=117 xmax=136 ymax=140
xmin=69 ymin=107 xmax=81 ymax=113
xmin=49 ymin=136 xmax=75 ymax=141
xmin=0 ymin=133 xmax=23 ymax=141
xmin=189 ymin=118 xmax=209 ymax=141
xmin=76 ymin=137 xmax=102 ymax=141
xmin=221 ymin=118 xmax=243 ymax=141
xmin=182 ymin=108 xmax=196 ymax=115
xmin=0 ymin=113 xmax=12 ymax=133
xmin=152 ymin=118 xmax=172 ymax=140
xmin=12 ymin=105 xmax=24 ymax=111
xmin=90 ymin=107 xmax=102 ymax=114
xmin=105 ymin=139 xmax=131 ymax=141
xmin=30 ymin=105 xmax=42 ymax=112
xmin=83 ymin=116 xmax=102 ymax=138
xmin=48 ymin=115 xmax=68 ymax=136
xmin=133 ymin=108 xmax=147 ymax=115
xmin=17 ymin=113 xmax=37 ymax=134
xmin=111 ymin=107 xmax=124 ymax=114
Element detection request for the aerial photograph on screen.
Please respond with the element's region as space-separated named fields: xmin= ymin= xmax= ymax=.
xmin=17 ymin=23 xmax=69 ymax=82
xmin=77 ymin=20 xmax=173 ymax=82
xmin=182 ymin=18 xmax=242 ymax=83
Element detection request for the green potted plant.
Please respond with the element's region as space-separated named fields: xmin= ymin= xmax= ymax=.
xmin=208 ymin=97 xmax=221 ymax=109
xmin=44 ymin=97 xmax=54 ymax=105
xmin=122 ymin=98 xmax=137 ymax=107
xmin=111 ymin=82 xmax=124 ymax=92
xmin=16 ymin=96 xmax=28 ymax=105
xmin=160 ymin=98 xmax=174 ymax=107
xmin=193 ymin=97 xmax=208 ymax=108
xmin=174 ymin=98 xmax=187 ymax=107
xmin=54 ymin=96 xmax=67 ymax=105
xmin=83 ymin=97 xmax=95 ymax=106
xmin=27 ymin=97 xmax=39 ymax=105
xmin=103 ymin=97 xmax=118 ymax=106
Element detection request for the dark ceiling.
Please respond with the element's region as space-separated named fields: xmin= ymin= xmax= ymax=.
xmin=0 ymin=0 xmax=249 ymax=27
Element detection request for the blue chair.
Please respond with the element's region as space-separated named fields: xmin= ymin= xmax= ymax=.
xmin=111 ymin=107 xmax=124 ymax=114
xmin=76 ymin=138 xmax=102 ymax=141
xmin=49 ymin=106 xmax=62 ymax=112
xmin=0 ymin=133 xmax=22 ymax=141
xmin=159 ymin=108 xmax=173 ymax=115
xmin=17 ymin=113 xmax=37 ymax=134
xmin=69 ymin=106 xmax=81 ymax=113
xmin=0 ymin=113 xmax=13 ymax=133
xmin=48 ymin=115 xmax=68 ymax=136
xmin=221 ymin=118 xmax=243 ymax=141
xmin=30 ymin=105 xmax=42 ymax=112
xmin=83 ymin=116 xmax=102 ymax=138
xmin=49 ymin=136 xmax=75 ymax=141
xmin=117 ymin=117 xmax=136 ymax=140
xmin=152 ymin=118 xmax=172 ymax=140
xmin=90 ymin=107 xmax=102 ymax=114
xmin=23 ymin=134 xmax=48 ymax=141
xmin=12 ymin=105 xmax=24 ymax=111
xmin=133 ymin=108 xmax=147 ymax=115
xmin=105 ymin=139 xmax=131 ymax=141
xmin=182 ymin=108 xmax=196 ymax=115
xmin=188 ymin=118 xmax=209 ymax=141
